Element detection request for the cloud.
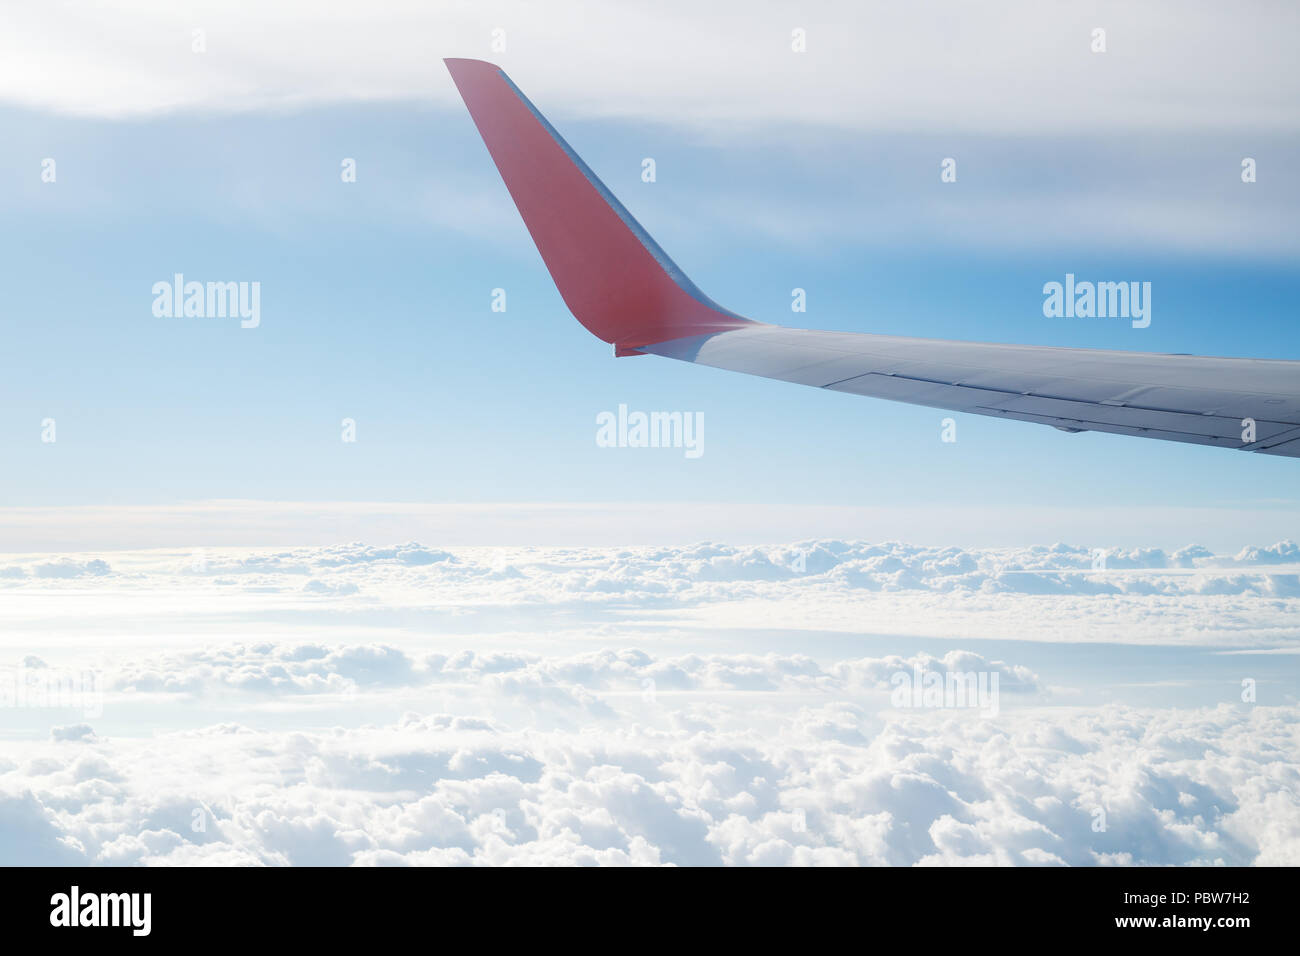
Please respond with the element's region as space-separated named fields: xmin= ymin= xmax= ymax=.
xmin=50 ymin=724 xmax=97 ymax=742
xmin=2 ymin=1 xmax=1296 ymax=136
xmin=1234 ymin=540 xmax=1300 ymax=565
xmin=92 ymin=641 xmax=1036 ymax=712
xmin=4 ymin=539 xmax=1299 ymax=648
xmin=30 ymin=558 xmax=111 ymax=579
xmin=0 ymin=791 xmax=87 ymax=865
xmin=2 ymin=537 xmax=1296 ymax=866
xmin=2 ymin=697 xmax=1296 ymax=866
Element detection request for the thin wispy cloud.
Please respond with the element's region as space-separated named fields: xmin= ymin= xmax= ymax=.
xmin=3 ymin=1 xmax=1297 ymax=134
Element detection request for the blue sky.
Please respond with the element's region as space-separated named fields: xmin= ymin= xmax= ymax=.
xmin=1 ymin=2 xmax=1298 ymax=548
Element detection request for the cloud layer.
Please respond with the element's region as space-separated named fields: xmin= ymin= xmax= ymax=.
xmin=3 ymin=1 xmax=1297 ymax=135
xmin=4 ymin=539 xmax=1297 ymax=646
xmin=3 ymin=677 xmax=1295 ymax=866
xmin=1 ymin=538 xmax=1297 ymax=865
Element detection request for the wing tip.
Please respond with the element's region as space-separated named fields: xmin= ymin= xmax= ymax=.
xmin=443 ymin=58 xmax=503 ymax=79
xmin=446 ymin=58 xmax=757 ymax=351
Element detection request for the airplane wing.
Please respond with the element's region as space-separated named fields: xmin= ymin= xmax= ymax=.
xmin=444 ymin=58 xmax=1300 ymax=458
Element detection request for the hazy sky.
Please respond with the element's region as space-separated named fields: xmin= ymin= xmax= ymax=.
xmin=1 ymin=0 xmax=1297 ymax=549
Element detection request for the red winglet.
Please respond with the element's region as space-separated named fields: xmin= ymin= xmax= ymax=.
xmin=444 ymin=59 xmax=758 ymax=352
